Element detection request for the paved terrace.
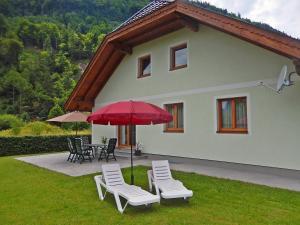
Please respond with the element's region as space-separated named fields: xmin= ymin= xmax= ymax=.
xmin=16 ymin=152 xmax=300 ymax=192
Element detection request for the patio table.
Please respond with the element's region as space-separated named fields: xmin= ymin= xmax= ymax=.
xmin=84 ymin=144 xmax=107 ymax=157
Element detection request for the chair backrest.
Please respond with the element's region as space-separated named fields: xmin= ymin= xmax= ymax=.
xmin=152 ymin=160 xmax=172 ymax=181
xmin=67 ymin=138 xmax=73 ymax=152
xmin=74 ymin=138 xmax=83 ymax=154
xmin=101 ymin=164 xmax=125 ymax=187
xmin=81 ymin=136 xmax=90 ymax=145
xmin=106 ymin=138 xmax=117 ymax=154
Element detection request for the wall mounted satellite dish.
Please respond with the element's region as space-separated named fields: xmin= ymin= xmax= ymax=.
xmin=276 ymin=65 xmax=289 ymax=92
xmin=259 ymin=65 xmax=298 ymax=93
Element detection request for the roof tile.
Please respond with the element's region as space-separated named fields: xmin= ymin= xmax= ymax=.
xmin=114 ymin=0 xmax=174 ymax=31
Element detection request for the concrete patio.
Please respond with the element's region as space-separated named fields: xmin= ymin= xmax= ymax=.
xmin=16 ymin=152 xmax=151 ymax=177
xmin=16 ymin=152 xmax=300 ymax=192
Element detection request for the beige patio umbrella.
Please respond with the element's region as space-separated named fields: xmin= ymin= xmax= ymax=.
xmin=47 ymin=111 xmax=89 ymax=135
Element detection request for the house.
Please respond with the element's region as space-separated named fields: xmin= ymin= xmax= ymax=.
xmin=65 ymin=0 xmax=300 ymax=171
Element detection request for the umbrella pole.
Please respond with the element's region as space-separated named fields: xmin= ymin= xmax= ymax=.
xmin=130 ymin=124 xmax=134 ymax=185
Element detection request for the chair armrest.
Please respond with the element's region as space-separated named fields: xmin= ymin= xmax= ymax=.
xmin=147 ymin=170 xmax=154 ymax=191
xmin=147 ymin=170 xmax=160 ymax=197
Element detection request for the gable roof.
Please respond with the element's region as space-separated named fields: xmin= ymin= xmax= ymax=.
xmin=65 ymin=0 xmax=300 ymax=112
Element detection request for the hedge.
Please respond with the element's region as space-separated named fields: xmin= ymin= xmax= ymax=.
xmin=0 ymin=135 xmax=90 ymax=157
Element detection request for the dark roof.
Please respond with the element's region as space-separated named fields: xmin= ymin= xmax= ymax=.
xmin=113 ymin=0 xmax=174 ymax=31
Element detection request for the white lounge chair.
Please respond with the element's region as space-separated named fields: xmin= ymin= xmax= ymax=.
xmin=94 ymin=164 xmax=160 ymax=213
xmin=148 ymin=160 xmax=193 ymax=200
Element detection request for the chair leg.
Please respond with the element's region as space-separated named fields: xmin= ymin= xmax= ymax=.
xmin=71 ymin=153 xmax=76 ymax=162
xmin=67 ymin=153 xmax=71 ymax=161
xmin=113 ymin=153 xmax=116 ymax=161
xmin=98 ymin=151 xmax=103 ymax=161
xmin=113 ymin=192 xmax=128 ymax=214
xmin=73 ymin=154 xmax=77 ymax=163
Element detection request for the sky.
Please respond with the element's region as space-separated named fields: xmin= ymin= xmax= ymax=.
xmin=200 ymin=0 xmax=300 ymax=39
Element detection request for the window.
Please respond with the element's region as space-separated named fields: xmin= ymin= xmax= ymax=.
xmin=164 ymin=103 xmax=184 ymax=133
xmin=138 ymin=55 xmax=151 ymax=78
xmin=170 ymin=43 xmax=187 ymax=71
xmin=217 ymin=97 xmax=248 ymax=134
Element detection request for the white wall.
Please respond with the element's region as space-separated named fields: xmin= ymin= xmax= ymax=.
xmin=92 ymin=25 xmax=300 ymax=170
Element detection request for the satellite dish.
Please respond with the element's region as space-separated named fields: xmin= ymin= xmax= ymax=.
xmin=276 ymin=65 xmax=288 ymax=92
xmin=259 ymin=65 xmax=299 ymax=93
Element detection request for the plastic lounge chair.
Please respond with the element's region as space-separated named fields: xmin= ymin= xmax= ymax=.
xmin=67 ymin=138 xmax=76 ymax=162
xmin=94 ymin=164 xmax=160 ymax=214
xmin=73 ymin=138 xmax=92 ymax=164
xmin=147 ymin=160 xmax=193 ymax=200
xmin=98 ymin=138 xmax=117 ymax=162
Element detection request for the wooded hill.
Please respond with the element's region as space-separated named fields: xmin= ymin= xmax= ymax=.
xmin=0 ymin=0 xmax=148 ymax=120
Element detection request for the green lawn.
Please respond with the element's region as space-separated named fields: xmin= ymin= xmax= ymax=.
xmin=1 ymin=156 xmax=300 ymax=225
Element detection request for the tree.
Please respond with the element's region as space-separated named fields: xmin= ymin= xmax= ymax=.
xmin=0 ymin=38 xmax=23 ymax=65
xmin=48 ymin=98 xmax=64 ymax=119
xmin=17 ymin=19 xmax=38 ymax=46
xmin=0 ymin=13 xmax=8 ymax=36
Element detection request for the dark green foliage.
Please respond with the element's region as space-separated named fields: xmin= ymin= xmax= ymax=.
xmin=0 ymin=13 xmax=8 ymax=36
xmin=0 ymin=38 xmax=23 ymax=65
xmin=0 ymin=135 xmax=90 ymax=156
xmin=0 ymin=0 xmax=149 ymax=27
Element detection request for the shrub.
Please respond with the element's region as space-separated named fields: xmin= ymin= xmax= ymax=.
xmin=0 ymin=135 xmax=91 ymax=156
xmin=0 ymin=114 xmax=24 ymax=134
xmin=25 ymin=121 xmax=65 ymax=136
xmin=29 ymin=121 xmax=45 ymax=136
xmin=10 ymin=119 xmax=23 ymax=135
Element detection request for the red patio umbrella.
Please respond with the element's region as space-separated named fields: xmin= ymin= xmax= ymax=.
xmin=87 ymin=100 xmax=172 ymax=184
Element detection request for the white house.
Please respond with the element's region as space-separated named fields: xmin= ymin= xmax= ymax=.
xmin=65 ymin=0 xmax=300 ymax=171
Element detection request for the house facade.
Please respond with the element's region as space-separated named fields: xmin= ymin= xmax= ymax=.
xmin=65 ymin=0 xmax=300 ymax=171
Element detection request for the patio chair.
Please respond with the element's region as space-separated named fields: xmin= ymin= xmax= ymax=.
xmin=94 ymin=164 xmax=160 ymax=214
xmin=147 ymin=160 xmax=193 ymax=200
xmin=67 ymin=138 xmax=76 ymax=162
xmin=98 ymin=138 xmax=117 ymax=162
xmin=73 ymin=138 xmax=92 ymax=164
xmin=81 ymin=136 xmax=94 ymax=158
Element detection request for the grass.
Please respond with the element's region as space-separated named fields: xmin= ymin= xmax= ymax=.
xmin=1 ymin=156 xmax=300 ymax=225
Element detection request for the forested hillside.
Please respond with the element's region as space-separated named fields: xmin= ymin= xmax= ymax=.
xmin=0 ymin=0 xmax=149 ymax=120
